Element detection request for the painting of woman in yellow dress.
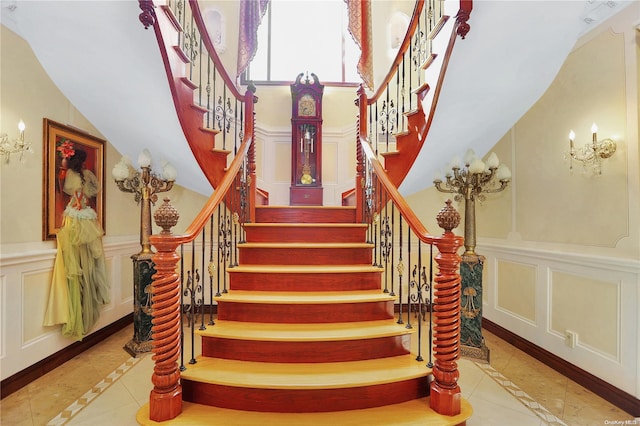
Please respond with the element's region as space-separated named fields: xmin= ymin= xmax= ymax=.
xmin=44 ymin=149 xmax=110 ymax=341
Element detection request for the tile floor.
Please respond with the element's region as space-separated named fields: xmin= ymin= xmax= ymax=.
xmin=1 ymin=324 xmax=637 ymax=426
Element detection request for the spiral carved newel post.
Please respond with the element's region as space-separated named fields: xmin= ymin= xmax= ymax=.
xmin=148 ymin=199 xmax=182 ymax=421
xmin=430 ymin=200 xmax=464 ymax=416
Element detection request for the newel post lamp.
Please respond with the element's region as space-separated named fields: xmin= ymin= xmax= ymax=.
xmin=433 ymin=149 xmax=511 ymax=361
xmin=112 ymin=149 xmax=176 ymax=356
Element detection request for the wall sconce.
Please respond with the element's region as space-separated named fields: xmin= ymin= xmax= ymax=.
xmin=112 ymin=149 xmax=177 ymax=255
xmin=567 ymin=123 xmax=616 ymax=175
xmin=433 ymin=149 xmax=511 ymax=256
xmin=0 ymin=120 xmax=32 ymax=164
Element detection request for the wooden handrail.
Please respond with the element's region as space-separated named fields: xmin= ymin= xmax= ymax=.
xmin=189 ymin=0 xmax=244 ymax=100
xmin=150 ymin=133 xmax=253 ymax=248
xmin=367 ymin=0 xmax=424 ymax=104
xmin=359 ymin=135 xmax=435 ymax=243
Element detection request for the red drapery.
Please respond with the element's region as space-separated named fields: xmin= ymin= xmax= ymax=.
xmin=237 ymin=0 xmax=270 ymax=79
xmin=345 ymin=0 xmax=374 ymax=90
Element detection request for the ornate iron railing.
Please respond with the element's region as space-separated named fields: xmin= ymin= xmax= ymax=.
xmin=146 ymin=129 xmax=254 ymax=421
xmin=360 ymin=0 xmax=472 ymax=187
xmin=358 ymin=125 xmax=465 ymax=416
xmin=139 ymin=0 xmax=255 ymax=189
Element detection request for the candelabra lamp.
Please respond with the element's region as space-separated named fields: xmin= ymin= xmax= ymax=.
xmin=433 ymin=149 xmax=511 ymax=361
xmin=1 ymin=120 xmax=32 ymax=164
xmin=112 ymin=149 xmax=176 ymax=356
xmin=566 ymin=123 xmax=616 ymax=175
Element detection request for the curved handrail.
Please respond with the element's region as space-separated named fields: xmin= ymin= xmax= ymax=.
xmin=359 ymin=135 xmax=436 ymax=244
xmin=367 ymin=0 xmax=424 ymax=105
xmin=150 ymin=113 xmax=254 ymax=247
xmin=189 ymin=0 xmax=244 ymax=100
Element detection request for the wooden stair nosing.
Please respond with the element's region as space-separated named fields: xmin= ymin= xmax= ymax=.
xmin=137 ymin=397 xmax=473 ymax=426
xmin=180 ymin=355 xmax=431 ymax=389
xmin=239 ymin=242 xmax=374 ymax=249
xmin=196 ymin=319 xmax=415 ymax=341
xmin=214 ymin=290 xmax=396 ymax=304
xmin=227 ymin=264 xmax=383 ymax=274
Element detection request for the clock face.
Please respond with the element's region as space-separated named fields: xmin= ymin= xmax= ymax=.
xmin=298 ymin=94 xmax=316 ymax=117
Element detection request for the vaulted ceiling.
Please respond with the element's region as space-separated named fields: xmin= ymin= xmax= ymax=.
xmin=1 ymin=1 xmax=633 ymax=196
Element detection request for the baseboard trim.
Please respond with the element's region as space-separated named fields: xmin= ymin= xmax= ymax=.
xmin=1 ymin=313 xmax=133 ymax=400
xmin=483 ymin=318 xmax=640 ymax=416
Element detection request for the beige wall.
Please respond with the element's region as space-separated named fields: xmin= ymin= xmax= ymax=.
xmin=407 ymin=8 xmax=639 ymax=398
xmin=253 ymin=85 xmax=359 ymax=206
xmin=0 ymin=25 xmax=207 ymax=380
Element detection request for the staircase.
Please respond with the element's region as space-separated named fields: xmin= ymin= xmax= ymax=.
xmin=138 ymin=205 xmax=471 ymax=424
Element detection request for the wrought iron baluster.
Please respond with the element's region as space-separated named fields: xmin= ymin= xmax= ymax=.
xmin=397 ymin=213 xmax=404 ymax=324
xmin=380 ymin=192 xmax=391 ymax=293
xmin=234 ymin=98 xmax=239 ymax=155
xmin=374 ymin=101 xmax=379 ymax=155
xmin=390 ymin=203 xmax=396 ymax=297
xmin=372 ymin=177 xmax=380 ymax=267
xmin=367 ymin=104 xmax=373 ymax=155
xmin=232 ymin=204 xmax=239 ymax=268
xmin=401 ymin=56 xmax=406 ymax=131
xmin=427 ymin=243 xmax=434 ymax=367
xmin=200 ymin=229 xmax=206 ymax=331
xmin=410 ymin=241 xmax=426 ymax=362
xmin=206 ymin=54 xmax=211 ymax=129
xmin=179 ymin=244 xmax=186 ymax=371
xmin=219 ymin=207 xmax=231 ymax=293
xmin=215 ymin=205 xmax=222 ymax=297
xmin=208 ymin=214 xmax=215 ymax=325
xmin=406 ymin=230 xmax=413 ymax=330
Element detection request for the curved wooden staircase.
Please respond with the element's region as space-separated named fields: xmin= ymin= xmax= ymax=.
xmin=136 ymin=0 xmax=473 ymax=423
xmin=138 ymin=205 xmax=472 ymax=424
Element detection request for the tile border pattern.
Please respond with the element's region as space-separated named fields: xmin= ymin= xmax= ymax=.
xmin=474 ymin=361 xmax=568 ymax=426
xmin=46 ymin=356 xmax=142 ymax=426
xmin=46 ymin=353 xmax=566 ymax=425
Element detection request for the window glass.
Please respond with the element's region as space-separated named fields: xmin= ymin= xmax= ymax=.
xmin=247 ymin=0 xmax=361 ymax=84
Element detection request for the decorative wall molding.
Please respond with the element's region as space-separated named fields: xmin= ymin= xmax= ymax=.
xmin=483 ymin=318 xmax=640 ymax=417
xmin=479 ymin=240 xmax=639 ymax=400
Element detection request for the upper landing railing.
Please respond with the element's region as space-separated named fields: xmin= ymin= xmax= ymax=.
xmin=139 ymin=0 xmax=256 ymax=190
xmin=360 ymin=0 xmax=472 ymax=187
xmin=139 ymin=0 xmax=470 ymax=421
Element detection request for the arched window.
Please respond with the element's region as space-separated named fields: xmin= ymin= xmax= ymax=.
xmin=243 ymin=0 xmax=362 ymax=86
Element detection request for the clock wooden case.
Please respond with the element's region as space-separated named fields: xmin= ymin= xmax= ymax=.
xmin=290 ymin=72 xmax=324 ymax=206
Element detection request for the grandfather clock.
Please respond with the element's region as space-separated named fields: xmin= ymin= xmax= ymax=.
xmin=290 ymin=72 xmax=324 ymax=206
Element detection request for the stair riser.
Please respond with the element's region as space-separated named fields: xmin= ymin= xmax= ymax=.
xmin=201 ymin=335 xmax=411 ymax=363
xmin=245 ymin=227 xmax=366 ymax=243
xmin=229 ymin=272 xmax=382 ymax=291
xmin=182 ymin=377 xmax=430 ymax=412
xmin=255 ymin=207 xmax=356 ymax=223
xmin=239 ymin=247 xmax=372 ymax=265
xmin=216 ymin=301 xmax=394 ymax=323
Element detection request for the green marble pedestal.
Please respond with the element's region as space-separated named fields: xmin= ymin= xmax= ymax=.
xmin=123 ymin=253 xmax=154 ymax=357
xmin=460 ymin=253 xmax=490 ymax=362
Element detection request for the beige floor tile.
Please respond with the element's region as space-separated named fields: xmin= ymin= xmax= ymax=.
xmin=2 ymin=324 xmax=635 ymax=426
xmin=0 ymin=387 xmax=34 ymax=426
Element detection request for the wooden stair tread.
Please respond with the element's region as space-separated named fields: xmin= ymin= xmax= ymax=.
xmin=215 ymin=290 xmax=396 ymax=304
xmin=228 ymin=264 xmax=383 ymax=274
xmin=257 ymin=205 xmax=356 ymax=210
xmin=197 ymin=319 xmax=415 ymax=341
xmin=138 ymin=397 xmax=473 ymax=426
xmin=244 ymin=223 xmax=367 ymax=228
xmin=239 ymin=242 xmax=373 ymax=248
xmin=181 ymin=355 xmax=430 ymax=389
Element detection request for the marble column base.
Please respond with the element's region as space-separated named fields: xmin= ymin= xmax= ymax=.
xmin=460 ymin=253 xmax=489 ymax=363
xmin=123 ymin=253 xmax=155 ymax=357
xmin=461 ymin=341 xmax=490 ymax=363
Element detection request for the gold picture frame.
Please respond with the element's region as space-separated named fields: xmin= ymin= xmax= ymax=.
xmin=43 ymin=118 xmax=106 ymax=240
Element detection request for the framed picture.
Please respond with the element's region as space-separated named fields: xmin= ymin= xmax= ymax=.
xmin=43 ymin=118 xmax=106 ymax=240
